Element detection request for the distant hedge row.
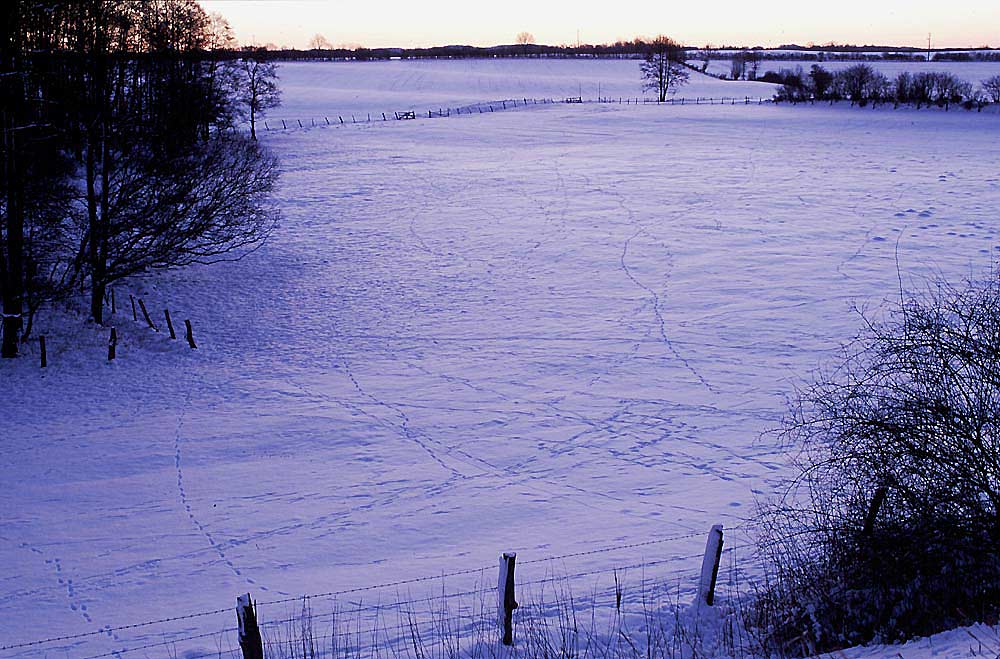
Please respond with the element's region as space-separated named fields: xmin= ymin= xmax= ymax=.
xmin=768 ymin=63 xmax=1000 ymax=108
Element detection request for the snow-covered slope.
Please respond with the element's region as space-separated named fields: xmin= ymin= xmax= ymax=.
xmin=2 ymin=60 xmax=1000 ymax=659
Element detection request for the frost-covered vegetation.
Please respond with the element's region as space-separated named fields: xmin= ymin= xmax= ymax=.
xmin=752 ymin=273 xmax=1000 ymax=655
xmin=770 ymin=63 xmax=998 ymax=108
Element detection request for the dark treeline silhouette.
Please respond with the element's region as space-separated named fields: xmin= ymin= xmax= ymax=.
xmin=1 ymin=1 xmax=279 ymax=358
xmin=234 ymin=41 xmax=1000 ymax=63
xmin=770 ymin=63 xmax=997 ymax=109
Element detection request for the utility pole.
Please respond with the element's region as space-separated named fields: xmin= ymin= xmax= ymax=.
xmin=927 ymin=33 xmax=931 ymax=62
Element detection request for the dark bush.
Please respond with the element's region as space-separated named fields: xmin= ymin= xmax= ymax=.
xmin=751 ymin=273 xmax=1000 ymax=656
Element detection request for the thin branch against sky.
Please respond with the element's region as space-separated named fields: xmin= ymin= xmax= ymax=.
xmin=198 ymin=0 xmax=999 ymax=50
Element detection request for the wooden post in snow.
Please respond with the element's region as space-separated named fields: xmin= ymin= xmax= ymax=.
xmin=698 ymin=525 xmax=724 ymax=606
xmin=138 ymin=299 xmax=157 ymax=331
xmin=130 ymin=294 xmax=137 ymax=321
xmin=164 ymin=309 xmax=176 ymax=340
xmin=185 ymin=319 xmax=197 ymax=349
xmin=498 ymin=552 xmax=518 ymax=645
xmin=237 ymin=593 xmax=263 ymax=659
xmin=111 ymin=288 xmax=116 ymax=314
xmin=39 ymin=335 xmax=46 ymax=368
xmin=108 ymin=327 xmax=117 ymax=361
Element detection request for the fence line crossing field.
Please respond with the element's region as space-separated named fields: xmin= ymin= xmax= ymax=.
xmin=2 ymin=60 xmax=1000 ymax=658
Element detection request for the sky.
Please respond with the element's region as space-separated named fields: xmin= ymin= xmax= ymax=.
xmin=198 ymin=0 xmax=999 ymax=50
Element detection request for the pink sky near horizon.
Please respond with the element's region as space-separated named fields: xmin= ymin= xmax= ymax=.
xmin=198 ymin=0 xmax=998 ymax=50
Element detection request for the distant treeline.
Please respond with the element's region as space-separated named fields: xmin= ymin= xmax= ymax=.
xmin=221 ymin=39 xmax=1000 ymax=62
xmin=769 ymin=63 xmax=1000 ymax=108
xmin=213 ymin=42 xmax=1000 ymax=63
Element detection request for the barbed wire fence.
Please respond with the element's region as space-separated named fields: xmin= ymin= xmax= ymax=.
xmin=1 ymin=524 xmax=759 ymax=659
xmin=258 ymin=95 xmax=775 ymax=135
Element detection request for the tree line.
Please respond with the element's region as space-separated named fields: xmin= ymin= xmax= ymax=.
xmin=1 ymin=1 xmax=281 ymax=359
xmin=768 ymin=63 xmax=1000 ymax=108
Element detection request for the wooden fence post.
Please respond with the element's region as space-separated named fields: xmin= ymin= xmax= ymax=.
xmin=185 ymin=319 xmax=197 ymax=349
xmin=39 ymin=335 xmax=46 ymax=368
xmin=138 ymin=299 xmax=157 ymax=331
xmin=697 ymin=525 xmax=724 ymax=606
xmin=130 ymin=294 xmax=137 ymax=321
xmin=237 ymin=593 xmax=264 ymax=659
xmin=111 ymin=288 xmax=116 ymax=314
xmin=108 ymin=327 xmax=117 ymax=361
xmin=164 ymin=309 xmax=176 ymax=340
xmin=498 ymin=552 xmax=518 ymax=645
xmin=281 ymin=119 xmax=286 ymax=129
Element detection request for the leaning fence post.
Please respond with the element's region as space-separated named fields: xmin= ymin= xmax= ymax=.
xmin=108 ymin=327 xmax=117 ymax=361
xmin=164 ymin=309 xmax=176 ymax=340
xmin=39 ymin=335 xmax=46 ymax=368
xmin=498 ymin=552 xmax=518 ymax=645
xmin=185 ymin=319 xmax=197 ymax=349
xmin=697 ymin=525 xmax=724 ymax=606
xmin=130 ymin=294 xmax=137 ymax=321
xmin=237 ymin=593 xmax=264 ymax=659
xmin=138 ymin=299 xmax=157 ymax=331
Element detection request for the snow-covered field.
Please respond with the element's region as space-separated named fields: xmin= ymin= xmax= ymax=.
xmin=3 ymin=60 xmax=1000 ymax=659
xmin=273 ymin=58 xmax=777 ymax=123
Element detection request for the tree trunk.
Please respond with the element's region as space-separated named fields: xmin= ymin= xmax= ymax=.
xmin=86 ymin=125 xmax=104 ymax=326
xmin=250 ymin=107 xmax=256 ymax=141
xmin=2 ymin=111 xmax=24 ymax=358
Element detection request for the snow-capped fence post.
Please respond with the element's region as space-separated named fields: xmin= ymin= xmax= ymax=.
xmin=108 ymin=327 xmax=117 ymax=361
xmin=130 ymin=294 xmax=137 ymax=321
xmin=185 ymin=319 xmax=197 ymax=349
xmin=39 ymin=335 xmax=46 ymax=368
xmin=138 ymin=299 xmax=157 ymax=331
xmin=164 ymin=309 xmax=176 ymax=340
xmin=697 ymin=525 xmax=724 ymax=606
xmin=498 ymin=552 xmax=518 ymax=645
xmin=236 ymin=593 xmax=263 ymax=659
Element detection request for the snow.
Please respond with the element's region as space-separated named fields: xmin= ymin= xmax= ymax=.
xmin=273 ymin=58 xmax=778 ymax=124
xmin=3 ymin=59 xmax=1000 ymax=659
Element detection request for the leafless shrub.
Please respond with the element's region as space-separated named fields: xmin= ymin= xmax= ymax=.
xmin=750 ymin=272 xmax=1000 ymax=656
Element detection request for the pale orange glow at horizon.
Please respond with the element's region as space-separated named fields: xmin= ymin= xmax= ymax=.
xmin=198 ymin=0 xmax=998 ymax=50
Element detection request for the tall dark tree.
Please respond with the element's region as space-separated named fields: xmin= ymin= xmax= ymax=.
xmin=237 ymin=52 xmax=281 ymax=141
xmin=640 ymin=36 xmax=689 ymax=102
xmin=1 ymin=2 xmax=75 ymax=356
xmin=2 ymin=0 xmax=280 ymax=338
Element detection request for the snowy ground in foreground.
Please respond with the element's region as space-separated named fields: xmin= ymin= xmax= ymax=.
xmin=3 ymin=62 xmax=1000 ymax=659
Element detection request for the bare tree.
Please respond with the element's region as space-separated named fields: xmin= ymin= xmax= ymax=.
xmin=516 ymin=31 xmax=535 ymax=56
xmin=640 ymin=36 xmax=689 ymax=101
xmin=753 ymin=272 xmax=1000 ymax=655
xmin=237 ymin=51 xmax=281 ymax=141
xmin=308 ymin=33 xmax=333 ymax=50
xmin=984 ymin=75 xmax=1000 ymax=103
xmin=730 ymin=51 xmax=746 ymax=80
